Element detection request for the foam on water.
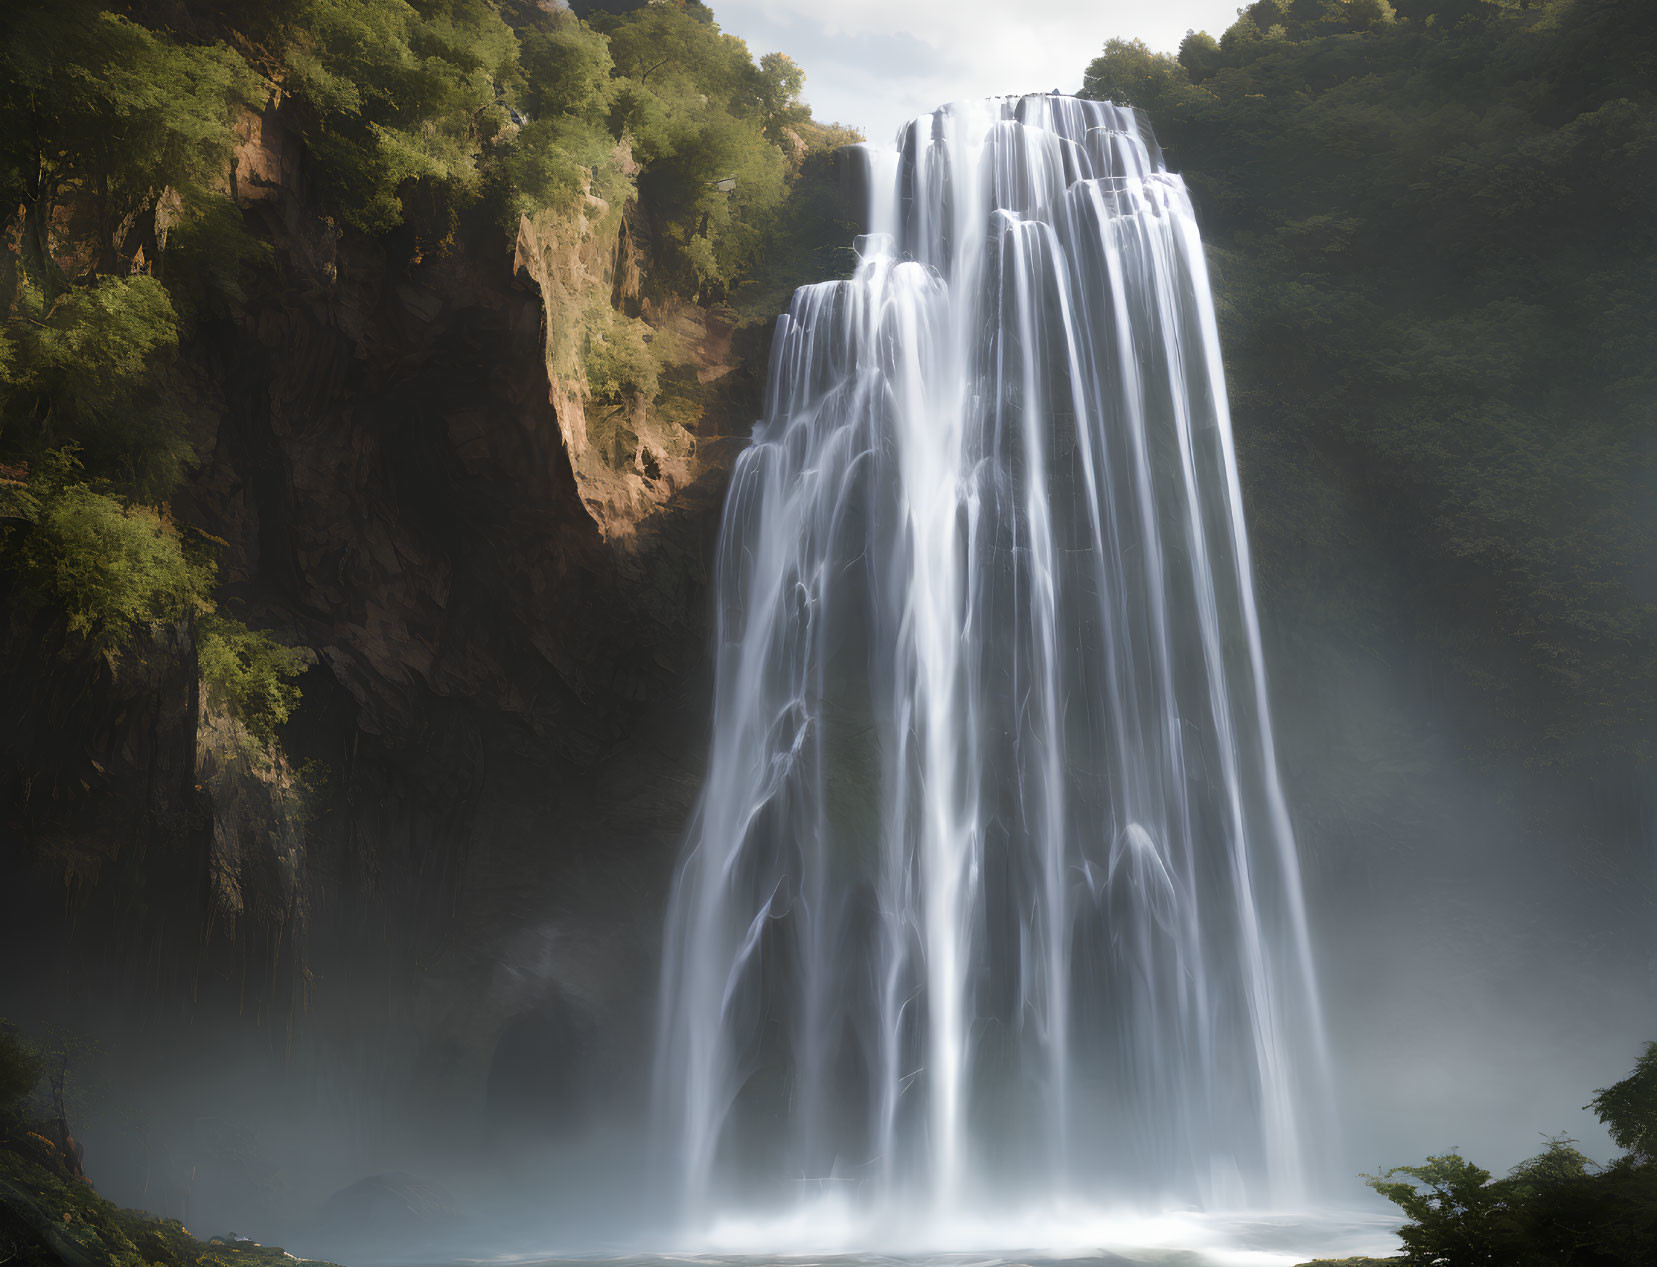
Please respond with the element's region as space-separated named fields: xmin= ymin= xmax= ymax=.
xmin=458 ymin=1209 xmax=1399 ymax=1267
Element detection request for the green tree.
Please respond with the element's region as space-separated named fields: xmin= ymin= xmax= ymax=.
xmin=271 ymin=0 xmax=520 ymax=234
xmin=0 ymin=2 xmax=257 ymax=506
xmin=1080 ymin=38 xmax=1189 ymax=109
xmin=1177 ymin=31 xmax=1224 ymax=83
xmin=13 ymin=477 xmax=211 ymax=643
xmin=1591 ymin=1042 xmax=1657 ymax=1164
xmin=0 ymin=0 xmax=259 ymax=288
xmin=756 ymin=52 xmax=808 ymax=141
xmin=490 ymin=4 xmax=624 ymax=222
xmin=1367 ymin=1152 xmax=1536 ymax=1266
xmin=512 ymin=3 xmax=615 ymax=117
xmin=596 ymin=2 xmax=790 ymax=292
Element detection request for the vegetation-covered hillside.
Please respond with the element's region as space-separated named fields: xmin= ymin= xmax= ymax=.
xmin=1082 ymin=0 xmax=1656 ymax=770
xmin=0 ymin=0 xmax=850 ymax=763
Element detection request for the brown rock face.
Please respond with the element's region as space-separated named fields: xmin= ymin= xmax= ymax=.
xmin=190 ymin=112 xmax=741 ymax=745
xmin=0 ymin=100 xmax=753 ymax=1194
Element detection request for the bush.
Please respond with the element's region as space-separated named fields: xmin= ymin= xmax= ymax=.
xmin=198 ymin=614 xmax=310 ymax=749
xmin=2 ymin=275 xmax=195 ymax=503
xmin=15 ymin=481 xmax=210 ymax=642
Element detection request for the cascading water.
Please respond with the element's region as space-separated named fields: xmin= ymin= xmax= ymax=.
xmin=654 ymin=94 xmax=1330 ymax=1237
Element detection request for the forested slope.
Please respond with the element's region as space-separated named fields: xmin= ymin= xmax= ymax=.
xmin=1083 ymin=0 xmax=1656 ymax=770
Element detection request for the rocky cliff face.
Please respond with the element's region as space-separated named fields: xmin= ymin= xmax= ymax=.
xmin=0 ymin=99 xmax=750 ymax=1222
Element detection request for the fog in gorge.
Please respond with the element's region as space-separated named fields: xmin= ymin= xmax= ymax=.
xmin=1267 ymin=518 xmax=1656 ymax=1182
xmin=3 ymin=71 xmax=1652 ymax=1267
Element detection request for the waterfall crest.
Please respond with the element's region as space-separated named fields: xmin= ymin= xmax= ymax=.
xmin=654 ymin=94 xmax=1328 ymax=1226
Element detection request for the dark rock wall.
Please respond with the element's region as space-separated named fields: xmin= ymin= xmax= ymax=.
xmin=0 ymin=103 xmax=739 ymax=1225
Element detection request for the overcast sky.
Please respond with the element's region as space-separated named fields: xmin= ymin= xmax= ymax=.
xmin=708 ymin=1 xmax=1245 ymax=143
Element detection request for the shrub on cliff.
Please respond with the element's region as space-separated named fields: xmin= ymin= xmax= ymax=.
xmin=198 ymin=614 xmax=311 ymax=751
xmin=0 ymin=453 xmax=306 ymax=751
xmin=9 ymin=478 xmax=210 ymax=644
xmin=581 ymin=301 xmax=663 ymax=405
xmin=1 ymin=275 xmax=191 ymax=503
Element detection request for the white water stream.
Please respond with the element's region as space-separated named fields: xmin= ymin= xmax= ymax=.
xmin=654 ymin=95 xmax=1332 ymax=1237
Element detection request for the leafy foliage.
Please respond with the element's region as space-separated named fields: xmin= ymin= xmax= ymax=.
xmin=594 ymin=2 xmax=793 ymax=292
xmin=11 ymin=477 xmax=211 ymax=643
xmin=2 ymin=276 xmax=192 ymax=501
xmin=1365 ymin=1046 xmax=1657 ymax=1264
xmin=1367 ymin=1145 xmax=1577 ymax=1265
xmin=1080 ymin=38 xmax=1188 ymax=108
xmin=0 ymin=0 xmax=261 ymax=286
xmin=492 ymin=7 xmax=624 ymax=222
xmin=270 ymin=0 xmax=520 ymax=233
xmin=1591 ymin=1042 xmax=1657 ymax=1164
xmin=757 ymin=53 xmax=808 ymax=140
xmin=198 ymin=614 xmax=311 ymax=749
xmin=1081 ymin=0 xmax=1657 ymax=763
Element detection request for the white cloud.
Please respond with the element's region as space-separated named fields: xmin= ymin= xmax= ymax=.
xmin=708 ymin=0 xmax=1244 ymax=142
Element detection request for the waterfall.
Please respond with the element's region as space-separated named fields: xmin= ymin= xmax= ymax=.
xmin=654 ymin=94 xmax=1329 ymax=1232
